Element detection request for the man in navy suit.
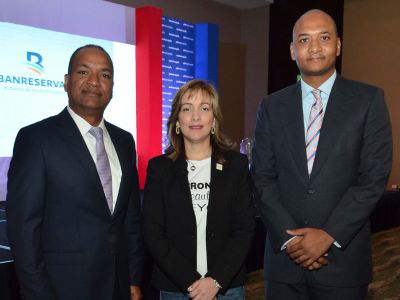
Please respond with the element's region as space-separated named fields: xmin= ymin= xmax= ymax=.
xmin=6 ymin=45 xmax=144 ymax=300
xmin=251 ymin=9 xmax=392 ymax=299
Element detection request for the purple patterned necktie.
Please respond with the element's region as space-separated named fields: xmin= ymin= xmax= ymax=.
xmin=89 ymin=127 xmax=113 ymax=212
xmin=306 ymin=89 xmax=324 ymax=175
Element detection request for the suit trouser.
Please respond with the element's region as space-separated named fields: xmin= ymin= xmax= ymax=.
xmin=265 ymin=271 xmax=368 ymax=300
xmin=113 ymin=267 xmax=122 ymax=300
xmin=159 ymin=286 xmax=245 ymax=300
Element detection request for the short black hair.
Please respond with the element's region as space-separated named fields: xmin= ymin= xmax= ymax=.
xmin=67 ymin=44 xmax=114 ymax=75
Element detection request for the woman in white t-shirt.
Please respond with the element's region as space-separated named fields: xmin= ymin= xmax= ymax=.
xmin=143 ymin=80 xmax=255 ymax=300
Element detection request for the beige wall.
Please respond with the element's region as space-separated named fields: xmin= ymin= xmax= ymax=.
xmin=219 ymin=42 xmax=246 ymax=147
xmin=109 ymin=0 xmax=270 ymax=146
xmin=342 ymin=0 xmax=400 ymax=186
xmin=241 ymin=6 xmax=269 ymax=138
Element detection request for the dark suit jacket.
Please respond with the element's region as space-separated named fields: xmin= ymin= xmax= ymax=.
xmin=6 ymin=108 xmax=144 ymax=300
xmin=143 ymin=150 xmax=255 ymax=293
xmin=251 ymin=75 xmax=392 ymax=286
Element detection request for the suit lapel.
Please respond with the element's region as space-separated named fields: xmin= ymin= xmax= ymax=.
xmin=280 ymin=83 xmax=309 ymax=180
xmin=173 ymin=157 xmax=198 ymax=219
xmin=309 ymin=76 xmax=352 ymax=181
xmin=208 ymin=153 xmax=224 ymax=215
xmin=106 ymin=123 xmax=126 ymax=216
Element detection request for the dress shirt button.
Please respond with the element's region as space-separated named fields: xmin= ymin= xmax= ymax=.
xmin=306 ymin=189 xmax=315 ymax=194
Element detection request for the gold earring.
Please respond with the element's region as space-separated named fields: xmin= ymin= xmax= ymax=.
xmin=211 ymin=127 xmax=215 ymax=135
xmin=176 ymin=127 xmax=180 ymax=135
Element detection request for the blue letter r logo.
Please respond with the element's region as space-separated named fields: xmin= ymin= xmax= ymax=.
xmin=27 ymin=52 xmax=44 ymax=69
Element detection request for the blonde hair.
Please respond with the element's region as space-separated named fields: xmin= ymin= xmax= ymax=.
xmin=165 ymin=79 xmax=233 ymax=160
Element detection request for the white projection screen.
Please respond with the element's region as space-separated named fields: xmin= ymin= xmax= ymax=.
xmin=0 ymin=22 xmax=137 ymax=201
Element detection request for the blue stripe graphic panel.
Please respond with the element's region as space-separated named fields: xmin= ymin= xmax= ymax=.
xmin=162 ymin=16 xmax=195 ymax=150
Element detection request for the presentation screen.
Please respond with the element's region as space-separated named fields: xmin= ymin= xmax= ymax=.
xmin=0 ymin=22 xmax=136 ymax=201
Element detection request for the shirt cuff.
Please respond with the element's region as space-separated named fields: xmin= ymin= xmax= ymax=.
xmin=333 ymin=241 xmax=341 ymax=248
xmin=281 ymin=236 xmax=297 ymax=250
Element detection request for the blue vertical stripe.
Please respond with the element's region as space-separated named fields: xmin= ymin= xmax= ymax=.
xmin=195 ymin=23 xmax=219 ymax=89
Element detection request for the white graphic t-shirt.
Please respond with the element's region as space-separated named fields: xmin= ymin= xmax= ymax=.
xmin=187 ymin=157 xmax=211 ymax=276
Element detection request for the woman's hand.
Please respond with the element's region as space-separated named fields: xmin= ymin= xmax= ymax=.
xmin=187 ymin=277 xmax=219 ymax=300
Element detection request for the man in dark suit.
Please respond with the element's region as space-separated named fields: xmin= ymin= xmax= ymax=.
xmin=6 ymin=45 xmax=144 ymax=300
xmin=251 ymin=9 xmax=392 ymax=299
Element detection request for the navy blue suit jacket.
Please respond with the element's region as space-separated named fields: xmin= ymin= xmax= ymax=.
xmin=6 ymin=108 xmax=144 ymax=300
xmin=252 ymin=76 xmax=392 ymax=286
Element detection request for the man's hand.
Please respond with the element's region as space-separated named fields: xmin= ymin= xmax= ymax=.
xmin=286 ymin=235 xmax=326 ymax=269
xmin=187 ymin=277 xmax=219 ymax=300
xmin=286 ymin=228 xmax=334 ymax=269
xmin=286 ymin=235 xmax=329 ymax=270
xmin=306 ymin=254 xmax=329 ymax=270
xmin=130 ymin=285 xmax=142 ymax=300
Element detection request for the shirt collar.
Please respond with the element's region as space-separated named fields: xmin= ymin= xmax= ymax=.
xmin=301 ymin=70 xmax=337 ymax=98
xmin=67 ymin=106 xmax=106 ymax=136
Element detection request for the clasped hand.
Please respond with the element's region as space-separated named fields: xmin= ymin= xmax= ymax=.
xmin=187 ymin=277 xmax=219 ymax=300
xmin=286 ymin=228 xmax=334 ymax=270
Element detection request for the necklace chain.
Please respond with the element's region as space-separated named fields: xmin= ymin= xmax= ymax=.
xmin=187 ymin=160 xmax=198 ymax=171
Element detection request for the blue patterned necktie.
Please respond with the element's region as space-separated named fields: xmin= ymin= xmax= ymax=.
xmin=306 ymin=89 xmax=324 ymax=175
xmin=89 ymin=127 xmax=113 ymax=212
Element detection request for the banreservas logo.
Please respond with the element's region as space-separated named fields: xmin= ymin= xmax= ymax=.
xmin=24 ymin=51 xmax=44 ymax=75
xmin=0 ymin=51 xmax=64 ymax=89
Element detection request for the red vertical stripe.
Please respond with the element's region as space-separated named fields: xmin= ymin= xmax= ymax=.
xmin=136 ymin=7 xmax=162 ymax=189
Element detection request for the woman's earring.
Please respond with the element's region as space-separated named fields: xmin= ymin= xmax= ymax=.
xmin=176 ymin=126 xmax=180 ymax=135
xmin=211 ymin=127 xmax=215 ymax=135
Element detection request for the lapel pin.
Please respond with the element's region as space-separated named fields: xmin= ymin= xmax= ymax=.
xmin=216 ymin=163 xmax=223 ymax=171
